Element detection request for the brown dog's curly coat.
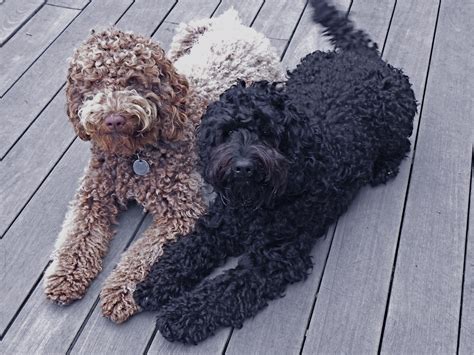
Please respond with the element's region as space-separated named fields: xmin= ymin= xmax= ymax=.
xmin=43 ymin=10 xmax=284 ymax=323
xmin=43 ymin=29 xmax=206 ymax=323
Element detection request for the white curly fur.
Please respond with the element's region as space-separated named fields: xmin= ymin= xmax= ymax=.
xmin=170 ymin=8 xmax=286 ymax=104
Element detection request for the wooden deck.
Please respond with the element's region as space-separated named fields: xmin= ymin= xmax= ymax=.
xmin=0 ymin=0 xmax=472 ymax=353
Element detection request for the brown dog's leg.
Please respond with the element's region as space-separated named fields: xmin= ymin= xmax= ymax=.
xmin=100 ymin=178 xmax=206 ymax=323
xmin=44 ymin=160 xmax=118 ymax=304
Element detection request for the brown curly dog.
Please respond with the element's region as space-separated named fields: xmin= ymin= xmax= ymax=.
xmin=43 ymin=13 xmax=284 ymax=324
xmin=42 ymin=28 xmax=207 ymax=323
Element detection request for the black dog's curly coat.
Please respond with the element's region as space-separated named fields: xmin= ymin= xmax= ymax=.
xmin=134 ymin=0 xmax=417 ymax=344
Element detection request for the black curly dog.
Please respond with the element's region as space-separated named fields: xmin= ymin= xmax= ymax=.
xmin=134 ymin=0 xmax=417 ymax=344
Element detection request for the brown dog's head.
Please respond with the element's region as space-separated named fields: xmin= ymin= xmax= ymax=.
xmin=66 ymin=28 xmax=189 ymax=156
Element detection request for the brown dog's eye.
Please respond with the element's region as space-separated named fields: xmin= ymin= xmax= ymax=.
xmin=127 ymin=77 xmax=139 ymax=86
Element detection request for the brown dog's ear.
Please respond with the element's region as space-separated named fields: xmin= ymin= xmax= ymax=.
xmin=65 ymin=67 xmax=90 ymax=141
xmin=148 ymin=46 xmax=190 ymax=141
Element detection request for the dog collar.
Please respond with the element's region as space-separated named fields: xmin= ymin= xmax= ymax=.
xmin=132 ymin=153 xmax=150 ymax=176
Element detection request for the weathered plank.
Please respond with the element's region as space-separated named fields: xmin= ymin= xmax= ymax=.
xmin=253 ymin=0 xmax=304 ymax=40
xmin=47 ymin=0 xmax=89 ymax=10
xmin=459 ymin=169 xmax=474 ymax=355
xmin=0 ymin=0 xmax=44 ymax=45
xmin=0 ymin=0 xmax=133 ymax=160
xmin=381 ymin=0 xmax=473 ymax=352
xmin=152 ymin=0 xmax=221 ymax=51
xmin=0 ymin=4 xmax=79 ymax=96
xmin=0 ymin=91 xmax=76 ymax=238
xmin=113 ymin=0 xmax=177 ymax=35
xmin=213 ymin=0 xmax=264 ymax=26
xmin=0 ymin=203 xmax=146 ymax=353
xmin=282 ymin=0 xmax=339 ymax=69
xmin=251 ymin=0 xmax=306 ymax=56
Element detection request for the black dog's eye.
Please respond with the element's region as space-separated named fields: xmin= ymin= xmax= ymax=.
xmin=223 ymin=128 xmax=234 ymax=138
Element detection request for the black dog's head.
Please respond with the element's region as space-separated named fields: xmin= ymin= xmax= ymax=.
xmin=198 ymin=81 xmax=312 ymax=208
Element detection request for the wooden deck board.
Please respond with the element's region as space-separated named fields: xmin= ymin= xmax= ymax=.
xmin=0 ymin=4 xmax=79 ymax=96
xmin=0 ymin=91 xmax=75 ymax=238
xmin=381 ymin=0 xmax=473 ymax=352
xmin=0 ymin=0 xmax=45 ymax=46
xmin=460 ymin=169 xmax=474 ymax=355
xmin=282 ymin=0 xmax=338 ymax=69
xmin=213 ymin=0 xmax=265 ymax=26
xmin=0 ymin=0 xmax=471 ymax=353
xmin=151 ymin=0 xmax=221 ymax=51
xmin=47 ymin=0 xmax=89 ymax=10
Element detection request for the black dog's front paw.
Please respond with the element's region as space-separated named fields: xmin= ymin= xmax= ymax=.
xmin=157 ymin=299 xmax=217 ymax=345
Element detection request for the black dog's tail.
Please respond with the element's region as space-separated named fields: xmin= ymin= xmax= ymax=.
xmin=309 ymin=0 xmax=378 ymax=53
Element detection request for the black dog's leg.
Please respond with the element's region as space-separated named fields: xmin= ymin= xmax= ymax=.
xmin=155 ymin=236 xmax=314 ymax=344
xmin=134 ymin=205 xmax=244 ymax=311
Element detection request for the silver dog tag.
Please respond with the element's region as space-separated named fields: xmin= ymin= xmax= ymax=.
xmin=133 ymin=159 xmax=150 ymax=176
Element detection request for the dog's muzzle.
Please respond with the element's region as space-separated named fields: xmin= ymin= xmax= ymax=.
xmin=206 ymin=138 xmax=288 ymax=207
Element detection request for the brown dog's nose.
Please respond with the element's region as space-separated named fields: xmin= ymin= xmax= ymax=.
xmin=104 ymin=114 xmax=125 ymax=130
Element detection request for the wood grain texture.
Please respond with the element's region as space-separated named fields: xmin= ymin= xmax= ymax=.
xmin=47 ymin=0 xmax=89 ymax=10
xmin=114 ymin=0 xmax=177 ymax=35
xmin=459 ymin=169 xmax=474 ymax=355
xmin=214 ymin=0 xmax=264 ymax=26
xmin=0 ymin=0 xmax=45 ymax=45
xmin=0 ymin=91 xmax=76 ymax=238
xmin=0 ymin=0 xmax=133 ymax=160
xmin=381 ymin=0 xmax=473 ymax=353
xmin=252 ymin=0 xmax=306 ymax=40
xmin=282 ymin=0 xmax=351 ymax=69
xmin=0 ymin=4 xmax=79 ymax=96
xmin=152 ymin=0 xmax=221 ymax=51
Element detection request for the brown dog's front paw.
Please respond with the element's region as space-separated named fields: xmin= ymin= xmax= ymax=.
xmin=100 ymin=281 xmax=140 ymax=323
xmin=43 ymin=266 xmax=89 ymax=305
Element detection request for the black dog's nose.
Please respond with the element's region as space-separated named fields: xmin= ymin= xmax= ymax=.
xmin=233 ymin=159 xmax=254 ymax=178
